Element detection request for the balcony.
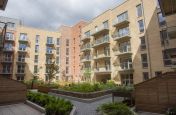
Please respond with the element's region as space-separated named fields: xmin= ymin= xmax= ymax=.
xmin=45 ymin=60 xmax=53 ymax=65
xmin=82 ymin=34 xmax=91 ymax=41
xmin=19 ymin=37 xmax=28 ymax=43
xmin=0 ymin=69 xmax=13 ymax=75
xmin=94 ymin=53 xmax=111 ymax=60
xmin=92 ymin=36 xmax=110 ymax=48
xmin=113 ymin=18 xmax=129 ymax=28
xmin=1 ymin=57 xmax=13 ymax=63
xmin=94 ymin=66 xmax=111 ymax=74
xmin=81 ymin=44 xmax=91 ymax=52
xmin=46 ymin=41 xmax=55 ymax=47
xmin=113 ymin=32 xmax=131 ymax=42
xmin=5 ymin=36 xmax=14 ymax=42
xmin=18 ymin=48 xmax=28 ymax=53
xmin=118 ymin=62 xmax=133 ymax=73
xmin=81 ymin=56 xmax=91 ymax=63
xmin=3 ymin=47 xmax=14 ymax=52
xmin=115 ymin=47 xmax=132 ymax=57
xmin=167 ymin=26 xmax=176 ymax=39
xmin=91 ymin=25 xmax=109 ymax=36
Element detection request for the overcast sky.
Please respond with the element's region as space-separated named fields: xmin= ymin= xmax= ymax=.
xmin=0 ymin=0 xmax=124 ymax=30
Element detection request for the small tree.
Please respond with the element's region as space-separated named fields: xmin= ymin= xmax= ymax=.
xmin=83 ymin=68 xmax=91 ymax=82
xmin=31 ymin=73 xmax=39 ymax=89
xmin=46 ymin=61 xmax=59 ymax=84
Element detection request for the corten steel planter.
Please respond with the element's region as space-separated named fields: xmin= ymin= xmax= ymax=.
xmin=51 ymin=89 xmax=113 ymax=99
xmin=38 ymin=86 xmax=56 ymax=93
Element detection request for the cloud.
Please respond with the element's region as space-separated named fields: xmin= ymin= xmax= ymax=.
xmin=0 ymin=0 xmax=124 ymax=30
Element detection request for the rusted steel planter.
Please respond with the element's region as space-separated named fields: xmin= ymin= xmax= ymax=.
xmin=51 ymin=89 xmax=113 ymax=99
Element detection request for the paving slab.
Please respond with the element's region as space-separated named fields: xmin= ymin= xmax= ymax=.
xmin=0 ymin=103 xmax=44 ymax=115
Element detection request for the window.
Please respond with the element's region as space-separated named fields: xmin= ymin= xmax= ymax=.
xmin=160 ymin=30 xmax=168 ymax=46
xmin=155 ymin=71 xmax=162 ymax=77
xmin=47 ymin=37 xmax=53 ymax=44
xmin=120 ymin=58 xmax=133 ymax=70
xmin=6 ymin=32 xmax=14 ymax=40
xmin=138 ymin=20 xmax=144 ymax=33
xmin=156 ymin=0 xmax=160 ymax=8
xmin=18 ymin=54 xmax=25 ymax=62
xmin=56 ymin=47 xmax=60 ymax=55
xmin=119 ymin=41 xmax=131 ymax=53
xmin=143 ymin=72 xmax=149 ymax=81
xmin=141 ymin=54 xmax=148 ymax=68
xmin=121 ymin=74 xmax=133 ymax=86
xmin=34 ymin=65 xmax=38 ymax=73
xmin=95 ymin=26 xmax=98 ymax=32
xmin=16 ymin=76 xmax=24 ymax=81
xmin=66 ymin=39 xmax=69 ymax=46
xmin=4 ymin=54 xmax=12 ymax=62
xmin=66 ymin=48 xmax=69 ymax=55
xmin=140 ymin=36 xmax=146 ymax=50
xmin=19 ymin=43 xmax=27 ymax=51
xmin=34 ymin=55 xmax=38 ymax=63
xmin=35 ymin=45 xmax=39 ymax=53
xmin=2 ymin=65 xmax=11 ymax=73
xmin=103 ymin=20 xmax=109 ymax=28
xmin=4 ymin=43 xmax=13 ymax=51
xmin=85 ymin=31 xmax=90 ymax=37
xmin=136 ymin=4 xmax=143 ymax=17
xmin=17 ymin=64 xmax=25 ymax=73
xmin=46 ymin=46 xmax=53 ymax=53
xmin=20 ymin=33 xmax=27 ymax=40
xmin=56 ymin=56 xmax=59 ymax=64
xmin=66 ymin=57 xmax=69 ymax=64
xmin=7 ymin=23 xmax=15 ymax=28
xmin=162 ymin=50 xmax=175 ymax=66
xmin=117 ymin=11 xmax=128 ymax=23
xmin=57 ymin=38 xmax=60 ymax=45
xmin=118 ymin=27 xmax=129 ymax=37
xmin=157 ymin=12 xmax=166 ymax=26
xmin=66 ymin=66 xmax=69 ymax=74
xmin=35 ymin=35 xmax=40 ymax=44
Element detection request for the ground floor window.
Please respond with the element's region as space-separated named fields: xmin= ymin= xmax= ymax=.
xmin=16 ymin=76 xmax=24 ymax=81
xmin=121 ymin=74 xmax=133 ymax=86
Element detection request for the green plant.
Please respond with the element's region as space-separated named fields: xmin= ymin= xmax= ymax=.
xmin=97 ymin=102 xmax=135 ymax=115
xmin=27 ymin=92 xmax=73 ymax=115
xmin=166 ymin=107 xmax=176 ymax=115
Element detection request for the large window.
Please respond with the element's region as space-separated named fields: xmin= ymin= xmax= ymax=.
xmin=136 ymin=4 xmax=143 ymax=17
xmin=20 ymin=33 xmax=27 ymax=41
xmin=56 ymin=56 xmax=59 ymax=64
xmin=6 ymin=32 xmax=14 ymax=40
xmin=56 ymin=47 xmax=60 ymax=55
xmin=103 ymin=20 xmax=109 ymax=28
xmin=35 ymin=45 xmax=39 ymax=53
xmin=57 ymin=38 xmax=60 ymax=45
xmin=34 ymin=55 xmax=38 ymax=63
xmin=121 ymin=74 xmax=133 ymax=86
xmin=143 ymin=72 xmax=149 ymax=81
xmin=119 ymin=41 xmax=131 ymax=53
xmin=140 ymin=36 xmax=146 ymax=50
xmin=17 ymin=64 xmax=25 ymax=73
xmin=160 ymin=30 xmax=168 ymax=46
xmin=19 ymin=43 xmax=27 ymax=51
xmin=138 ymin=20 xmax=144 ymax=33
xmin=47 ymin=37 xmax=53 ymax=44
xmin=157 ymin=12 xmax=166 ymax=26
xmin=118 ymin=27 xmax=129 ymax=37
xmin=35 ymin=35 xmax=40 ymax=44
xmin=34 ymin=65 xmax=38 ymax=73
xmin=117 ymin=11 xmax=128 ymax=23
xmin=141 ymin=54 xmax=148 ymax=68
xmin=2 ymin=65 xmax=11 ymax=73
xmin=4 ymin=43 xmax=13 ymax=50
xmin=18 ymin=54 xmax=25 ymax=62
xmin=84 ymin=31 xmax=90 ymax=37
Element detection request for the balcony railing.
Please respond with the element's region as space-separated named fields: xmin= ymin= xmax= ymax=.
xmin=0 ymin=69 xmax=13 ymax=74
xmin=1 ymin=57 xmax=13 ymax=62
xmin=91 ymin=25 xmax=109 ymax=36
xmin=46 ymin=50 xmax=54 ymax=54
xmin=5 ymin=36 xmax=14 ymax=41
xmin=82 ymin=34 xmax=91 ymax=41
xmin=3 ymin=47 xmax=14 ymax=52
xmin=94 ymin=53 xmax=110 ymax=60
xmin=81 ymin=43 xmax=91 ymax=51
xmin=19 ymin=37 xmax=28 ymax=42
xmin=81 ymin=56 xmax=91 ymax=62
xmin=115 ymin=46 xmax=132 ymax=56
xmin=18 ymin=48 xmax=27 ymax=52
xmin=92 ymin=36 xmax=110 ymax=48
xmin=167 ymin=26 xmax=176 ymax=39
xmin=94 ymin=66 xmax=111 ymax=73
xmin=113 ymin=18 xmax=129 ymax=27
xmin=46 ymin=41 xmax=55 ymax=46
xmin=113 ymin=30 xmax=131 ymax=42
xmin=119 ymin=62 xmax=133 ymax=71
xmin=17 ymin=58 xmax=26 ymax=63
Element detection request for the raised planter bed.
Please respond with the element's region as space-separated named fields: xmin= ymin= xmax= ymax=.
xmin=26 ymin=100 xmax=76 ymax=115
xmin=38 ymin=86 xmax=55 ymax=93
xmin=50 ymin=89 xmax=113 ymax=99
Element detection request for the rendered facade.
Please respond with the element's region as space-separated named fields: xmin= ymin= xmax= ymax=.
xmin=80 ymin=0 xmax=176 ymax=85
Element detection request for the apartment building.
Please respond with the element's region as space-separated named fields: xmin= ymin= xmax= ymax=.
xmin=81 ymin=0 xmax=176 ymax=85
xmin=0 ymin=16 xmax=61 ymax=81
xmin=58 ymin=21 xmax=87 ymax=82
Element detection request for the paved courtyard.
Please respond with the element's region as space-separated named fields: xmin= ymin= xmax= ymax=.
xmin=0 ymin=103 xmax=44 ymax=115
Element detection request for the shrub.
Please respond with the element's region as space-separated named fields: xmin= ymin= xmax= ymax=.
xmin=166 ymin=107 xmax=176 ymax=115
xmin=27 ymin=92 xmax=73 ymax=115
xmin=97 ymin=102 xmax=135 ymax=115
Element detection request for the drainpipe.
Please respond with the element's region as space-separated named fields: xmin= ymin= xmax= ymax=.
xmin=141 ymin=0 xmax=153 ymax=77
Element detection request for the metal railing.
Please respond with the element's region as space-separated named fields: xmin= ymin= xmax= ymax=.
xmin=94 ymin=36 xmax=109 ymax=46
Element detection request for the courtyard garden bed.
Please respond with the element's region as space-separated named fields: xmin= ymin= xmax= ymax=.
xmin=97 ymin=102 xmax=136 ymax=115
xmin=27 ymin=91 xmax=73 ymax=115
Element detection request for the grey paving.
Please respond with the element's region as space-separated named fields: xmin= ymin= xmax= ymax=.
xmin=0 ymin=103 xmax=44 ymax=115
xmin=137 ymin=112 xmax=164 ymax=115
xmin=51 ymin=94 xmax=124 ymax=115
